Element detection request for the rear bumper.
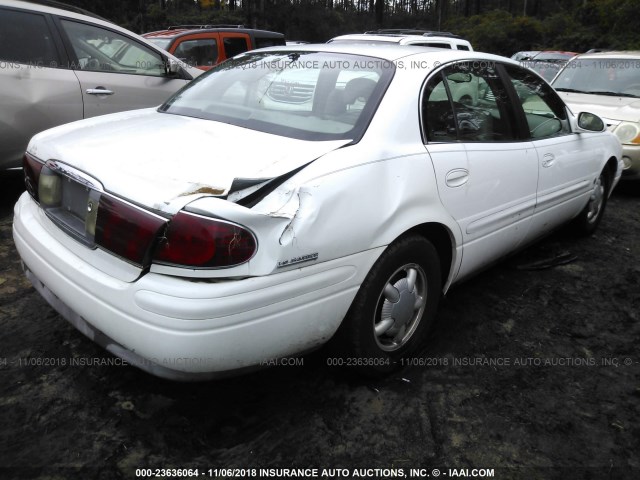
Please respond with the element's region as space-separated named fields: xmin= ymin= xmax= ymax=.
xmin=13 ymin=193 xmax=381 ymax=380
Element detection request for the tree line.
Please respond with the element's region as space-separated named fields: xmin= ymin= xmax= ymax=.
xmin=61 ymin=0 xmax=640 ymax=56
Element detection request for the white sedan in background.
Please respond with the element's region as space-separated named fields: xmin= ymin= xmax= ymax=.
xmin=14 ymin=44 xmax=622 ymax=380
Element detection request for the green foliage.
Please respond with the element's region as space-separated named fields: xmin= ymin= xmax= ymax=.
xmin=447 ymin=10 xmax=543 ymax=56
xmin=49 ymin=0 xmax=640 ymax=53
xmin=264 ymin=4 xmax=354 ymax=42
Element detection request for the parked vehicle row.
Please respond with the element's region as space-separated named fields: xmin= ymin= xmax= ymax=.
xmin=1 ymin=1 xmax=635 ymax=382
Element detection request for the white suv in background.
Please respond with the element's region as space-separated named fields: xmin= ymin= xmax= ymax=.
xmin=328 ymin=29 xmax=473 ymax=51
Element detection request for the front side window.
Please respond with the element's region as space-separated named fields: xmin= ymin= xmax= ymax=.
xmin=174 ymin=38 xmax=218 ymax=67
xmin=159 ymin=51 xmax=394 ymax=141
xmin=146 ymin=37 xmax=172 ymax=51
xmin=61 ymin=20 xmax=165 ymax=76
xmin=0 ymin=9 xmax=58 ymax=67
xmin=423 ymin=61 xmax=517 ymax=143
xmin=505 ymin=65 xmax=570 ymax=139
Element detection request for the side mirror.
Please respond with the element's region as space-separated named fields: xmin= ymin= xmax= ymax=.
xmin=577 ymin=112 xmax=606 ymax=132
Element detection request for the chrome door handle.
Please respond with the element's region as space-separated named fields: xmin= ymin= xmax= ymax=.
xmin=86 ymin=88 xmax=114 ymax=95
xmin=445 ymin=168 xmax=469 ymax=187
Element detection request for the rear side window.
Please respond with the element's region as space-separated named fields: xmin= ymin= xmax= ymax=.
xmin=425 ymin=42 xmax=452 ymax=49
xmin=457 ymin=45 xmax=471 ymax=51
xmin=254 ymin=37 xmax=286 ymax=49
xmin=223 ymin=37 xmax=249 ymax=58
xmin=0 ymin=9 xmax=58 ymax=67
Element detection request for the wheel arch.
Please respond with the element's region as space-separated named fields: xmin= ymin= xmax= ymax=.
xmin=604 ymin=156 xmax=618 ymax=192
xmin=399 ymin=222 xmax=455 ymax=289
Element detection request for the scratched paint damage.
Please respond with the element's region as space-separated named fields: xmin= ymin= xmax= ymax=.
xmin=178 ymin=185 xmax=226 ymax=197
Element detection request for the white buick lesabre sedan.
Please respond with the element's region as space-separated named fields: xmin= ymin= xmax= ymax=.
xmin=13 ymin=44 xmax=622 ymax=380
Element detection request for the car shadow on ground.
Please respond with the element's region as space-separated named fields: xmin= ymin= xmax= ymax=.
xmin=0 ymin=170 xmax=25 ymax=217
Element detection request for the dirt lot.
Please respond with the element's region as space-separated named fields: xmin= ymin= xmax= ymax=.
xmin=0 ymin=170 xmax=639 ymax=480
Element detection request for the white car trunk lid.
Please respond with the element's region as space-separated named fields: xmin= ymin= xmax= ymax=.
xmin=28 ymin=109 xmax=351 ymax=214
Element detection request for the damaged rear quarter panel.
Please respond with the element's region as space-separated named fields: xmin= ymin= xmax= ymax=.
xmin=251 ymin=142 xmax=461 ymax=278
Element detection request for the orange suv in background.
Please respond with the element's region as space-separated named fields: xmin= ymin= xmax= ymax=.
xmin=143 ymin=25 xmax=286 ymax=70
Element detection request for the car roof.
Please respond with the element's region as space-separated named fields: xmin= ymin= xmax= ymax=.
xmin=329 ymin=33 xmax=467 ymax=44
xmin=532 ymin=51 xmax=578 ymax=58
xmin=144 ymin=25 xmax=285 ymax=39
xmin=245 ymin=42 xmax=506 ymax=65
xmin=571 ymin=50 xmax=640 ymax=60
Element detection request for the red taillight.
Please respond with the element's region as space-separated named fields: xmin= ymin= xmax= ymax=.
xmin=23 ymin=153 xmax=44 ymax=201
xmin=153 ymin=211 xmax=256 ymax=268
xmin=95 ymin=196 xmax=167 ymax=266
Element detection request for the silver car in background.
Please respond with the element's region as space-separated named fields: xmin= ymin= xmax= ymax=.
xmin=0 ymin=0 xmax=202 ymax=170
xmin=553 ymin=51 xmax=640 ymax=182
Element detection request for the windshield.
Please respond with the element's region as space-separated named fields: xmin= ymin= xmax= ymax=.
xmin=159 ymin=51 xmax=394 ymax=141
xmin=532 ymin=52 xmax=574 ymax=62
xmin=553 ymin=57 xmax=640 ymax=97
xmin=147 ymin=38 xmax=172 ymax=50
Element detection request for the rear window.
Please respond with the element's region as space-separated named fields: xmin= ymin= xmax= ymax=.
xmin=160 ymin=51 xmax=395 ymax=141
xmin=254 ymin=37 xmax=286 ymax=49
xmin=223 ymin=37 xmax=249 ymax=58
xmin=425 ymin=42 xmax=452 ymax=49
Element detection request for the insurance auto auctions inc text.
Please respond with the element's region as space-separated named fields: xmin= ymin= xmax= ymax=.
xmin=198 ymin=467 xmax=495 ymax=478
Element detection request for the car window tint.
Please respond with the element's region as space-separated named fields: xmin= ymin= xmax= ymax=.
xmin=458 ymin=45 xmax=470 ymax=51
xmin=61 ymin=20 xmax=165 ymax=77
xmin=425 ymin=43 xmax=452 ymax=49
xmin=223 ymin=37 xmax=249 ymax=58
xmin=0 ymin=9 xmax=58 ymax=67
xmin=254 ymin=37 xmax=286 ymax=49
xmin=504 ymin=65 xmax=570 ymax=139
xmin=423 ymin=62 xmax=516 ymax=142
xmin=174 ymin=38 xmax=218 ymax=67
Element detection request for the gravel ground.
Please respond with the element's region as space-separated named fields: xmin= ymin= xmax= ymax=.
xmin=0 ymin=170 xmax=639 ymax=480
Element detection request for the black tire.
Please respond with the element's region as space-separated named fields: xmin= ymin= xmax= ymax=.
xmin=571 ymin=170 xmax=610 ymax=236
xmin=330 ymin=235 xmax=442 ymax=377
